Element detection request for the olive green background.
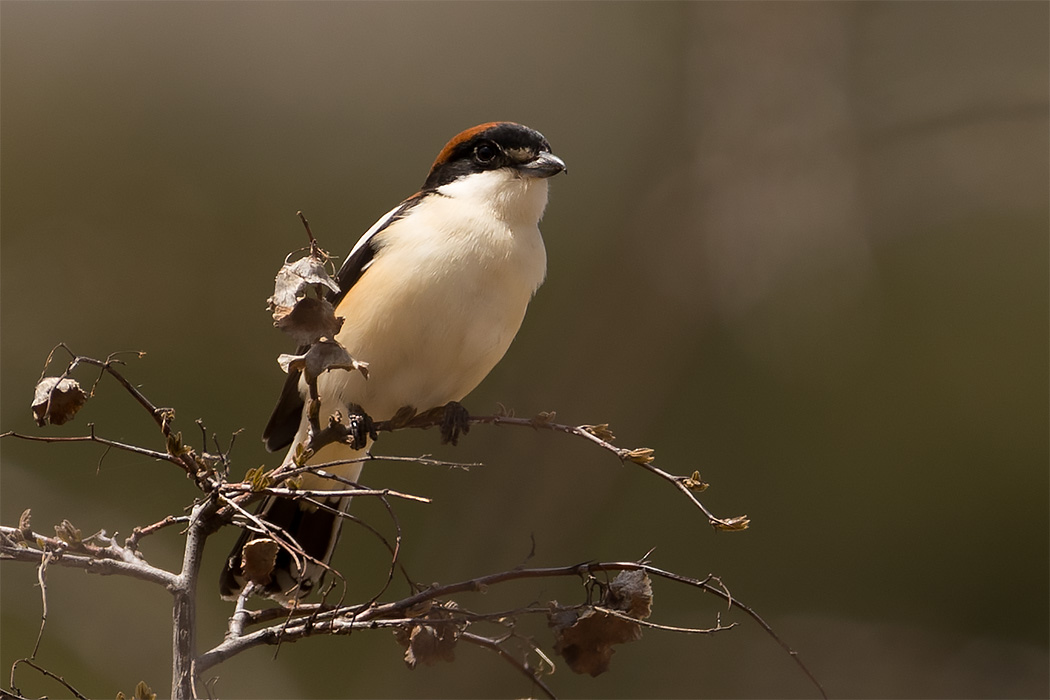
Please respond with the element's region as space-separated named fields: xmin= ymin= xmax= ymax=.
xmin=2 ymin=2 xmax=1047 ymax=698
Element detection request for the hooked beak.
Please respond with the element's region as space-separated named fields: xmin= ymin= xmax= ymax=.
xmin=517 ymin=151 xmax=567 ymax=179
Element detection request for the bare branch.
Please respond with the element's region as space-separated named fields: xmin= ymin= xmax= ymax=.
xmin=0 ymin=526 xmax=176 ymax=588
xmin=373 ymin=411 xmax=750 ymax=531
xmin=222 ymin=483 xmax=432 ymax=505
xmin=41 ymin=344 xmax=162 ymax=428
xmin=31 ymin=551 xmax=53 ymax=658
xmin=126 ymin=515 xmax=192 ymax=552
xmin=4 ymin=348 xmax=815 ymax=697
xmin=1 ymin=430 xmax=172 ymax=462
xmin=592 ymin=606 xmax=737 ymax=635
xmin=460 ymin=632 xmax=557 ymax=700
xmin=8 ymin=658 xmax=88 ymax=700
xmin=171 ymin=497 xmax=221 ymax=700
xmin=197 ymin=559 xmax=825 ymax=700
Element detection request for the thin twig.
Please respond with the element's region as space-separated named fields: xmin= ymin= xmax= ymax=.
xmin=126 ymin=515 xmax=192 ymax=551
xmin=297 ymin=210 xmax=318 ymax=248
xmin=592 ymin=606 xmax=737 ymax=635
xmin=222 ymin=483 xmax=432 ymax=504
xmin=373 ymin=412 xmax=749 ymax=531
xmin=460 ymin=632 xmax=556 ymax=700
xmin=1 ymin=430 xmax=172 ymax=462
xmin=42 ymin=344 xmax=162 ymax=428
xmin=31 ymin=551 xmax=53 ymax=658
xmin=9 ymin=657 xmax=89 ymax=700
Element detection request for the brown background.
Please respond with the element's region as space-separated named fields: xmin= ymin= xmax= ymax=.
xmin=2 ymin=2 xmax=1047 ymax=697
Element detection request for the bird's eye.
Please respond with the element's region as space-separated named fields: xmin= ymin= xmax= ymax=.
xmin=474 ymin=142 xmax=497 ymax=164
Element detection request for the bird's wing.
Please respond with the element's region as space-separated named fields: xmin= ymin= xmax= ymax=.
xmin=262 ymin=195 xmax=424 ymax=452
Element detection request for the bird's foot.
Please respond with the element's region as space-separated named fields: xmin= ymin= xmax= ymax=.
xmin=344 ymin=403 xmax=377 ymax=449
xmin=438 ymin=401 xmax=471 ymax=446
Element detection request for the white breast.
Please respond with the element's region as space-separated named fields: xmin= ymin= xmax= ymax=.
xmin=316 ymin=171 xmax=550 ymax=423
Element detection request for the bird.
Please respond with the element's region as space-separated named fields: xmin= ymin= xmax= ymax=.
xmin=220 ymin=122 xmax=565 ymax=604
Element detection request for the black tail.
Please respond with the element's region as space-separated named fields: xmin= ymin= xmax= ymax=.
xmin=219 ymin=494 xmax=347 ymax=603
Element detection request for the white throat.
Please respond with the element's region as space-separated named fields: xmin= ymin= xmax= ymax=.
xmin=437 ymin=169 xmax=551 ymax=226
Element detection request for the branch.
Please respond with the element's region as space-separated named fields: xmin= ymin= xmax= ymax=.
xmin=221 ymin=483 xmax=432 ymax=505
xmin=171 ymin=497 xmax=220 ymax=699
xmin=460 ymin=632 xmax=556 ymax=700
xmin=126 ymin=515 xmax=192 ymax=552
xmin=0 ymin=527 xmax=176 ymax=588
xmin=21 ymin=346 xmax=224 ymax=491
xmin=1 ymin=429 xmax=172 ymax=463
xmin=197 ymin=559 xmax=825 ymax=700
xmin=374 ymin=411 xmax=749 ymax=531
xmin=8 ymin=658 xmax=88 ymax=700
xmin=30 ymin=550 xmax=53 ymax=658
xmin=38 ymin=345 xmax=164 ymax=428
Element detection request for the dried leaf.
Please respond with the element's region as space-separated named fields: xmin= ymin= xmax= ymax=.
xmin=241 ymin=538 xmax=279 ymax=587
xmin=31 ymin=376 xmax=87 ymax=426
xmin=607 ymin=570 xmax=653 ymax=619
xmin=681 ymin=470 xmax=709 ymax=492
xmin=166 ymin=431 xmax=190 ymax=456
xmin=531 ymin=411 xmax=556 ymax=426
xmin=277 ymin=353 xmax=306 ymax=375
xmin=269 ymin=254 xmax=340 ymax=318
xmin=54 ymin=519 xmax=82 ymax=544
xmin=548 ymin=571 xmax=653 ymax=677
xmin=18 ymin=508 xmax=32 ymax=538
xmin=581 ymin=423 xmax=616 ymax=442
xmin=624 ymin=447 xmax=655 ymax=465
xmin=277 ymin=340 xmax=369 ymax=382
xmin=394 ymin=613 xmax=460 ymax=668
xmin=274 ymin=297 xmax=344 ymax=345
xmin=549 ymin=607 xmax=641 ymax=677
xmin=133 ymin=681 xmax=156 ymax=700
xmin=308 ymin=340 xmax=368 ymax=381
xmin=713 ymin=515 xmax=750 ymax=532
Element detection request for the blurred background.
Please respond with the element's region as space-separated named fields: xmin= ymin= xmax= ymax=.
xmin=2 ymin=2 xmax=1047 ymax=698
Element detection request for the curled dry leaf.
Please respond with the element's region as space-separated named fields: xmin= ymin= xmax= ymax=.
xmin=278 ymin=340 xmax=369 ymax=382
xmin=117 ymin=680 xmax=157 ymax=700
xmin=31 ymin=376 xmax=87 ymax=426
xmin=134 ymin=681 xmax=157 ymax=700
xmin=275 ymin=297 xmax=344 ymax=346
xmin=531 ymin=411 xmax=557 ymax=427
xmin=548 ymin=571 xmax=653 ymax=677
xmin=394 ymin=608 xmax=461 ymax=669
xmin=581 ymin=423 xmax=616 ymax=442
xmin=241 ymin=538 xmax=279 ymax=587
xmin=18 ymin=508 xmax=32 ymax=539
xmin=269 ymin=254 xmax=340 ymax=320
xmin=607 ymin=570 xmax=653 ymax=619
xmin=682 ymin=470 xmax=709 ymax=492
xmin=624 ymin=447 xmax=655 ymax=465
xmin=713 ymin=515 xmax=751 ymax=532
xmin=54 ymin=519 xmax=83 ymax=545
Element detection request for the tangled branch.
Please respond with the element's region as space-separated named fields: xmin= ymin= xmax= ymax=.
xmin=1 ymin=323 xmax=821 ymax=700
